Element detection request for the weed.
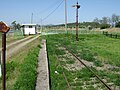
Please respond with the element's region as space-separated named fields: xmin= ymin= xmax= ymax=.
xmin=13 ymin=46 xmax=40 ymax=90
xmin=66 ymin=59 xmax=75 ymax=64
xmin=94 ymin=60 xmax=103 ymax=67
xmin=80 ymin=49 xmax=95 ymax=62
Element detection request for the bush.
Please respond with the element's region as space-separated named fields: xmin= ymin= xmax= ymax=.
xmin=100 ymin=24 xmax=110 ymax=29
xmin=88 ymin=25 xmax=92 ymax=30
xmin=116 ymin=22 xmax=120 ymax=28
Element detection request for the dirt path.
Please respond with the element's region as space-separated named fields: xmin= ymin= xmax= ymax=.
xmin=6 ymin=36 xmax=33 ymax=49
xmin=0 ymin=36 xmax=32 ymax=51
xmin=6 ymin=35 xmax=40 ymax=58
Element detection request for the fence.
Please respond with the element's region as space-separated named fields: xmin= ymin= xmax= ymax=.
xmin=42 ymin=28 xmax=102 ymax=35
xmin=103 ymin=31 xmax=120 ymax=39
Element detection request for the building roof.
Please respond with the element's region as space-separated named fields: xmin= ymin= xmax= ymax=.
xmin=21 ymin=24 xmax=37 ymax=26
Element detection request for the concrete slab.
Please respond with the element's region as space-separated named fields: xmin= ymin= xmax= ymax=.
xmin=35 ymin=39 xmax=50 ymax=90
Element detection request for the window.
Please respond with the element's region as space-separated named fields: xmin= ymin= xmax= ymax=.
xmin=29 ymin=26 xmax=32 ymax=28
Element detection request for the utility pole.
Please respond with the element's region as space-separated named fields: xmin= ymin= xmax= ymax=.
xmin=72 ymin=1 xmax=80 ymax=41
xmin=64 ymin=0 xmax=67 ymax=33
xmin=31 ymin=13 xmax=33 ymax=24
xmin=41 ymin=19 xmax=43 ymax=33
xmin=0 ymin=22 xmax=10 ymax=90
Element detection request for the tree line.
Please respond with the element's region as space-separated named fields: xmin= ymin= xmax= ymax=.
xmin=50 ymin=14 xmax=120 ymax=30
xmin=10 ymin=14 xmax=120 ymax=30
xmin=93 ymin=14 xmax=120 ymax=29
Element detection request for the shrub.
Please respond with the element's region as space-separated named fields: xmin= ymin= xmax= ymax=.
xmin=100 ymin=24 xmax=110 ymax=29
xmin=94 ymin=60 xmax=103 ymax=67
xmin=88 ymin=25 xmax=92 ymax=30
xmin=116 ymin=22 xmax=120 ymax=28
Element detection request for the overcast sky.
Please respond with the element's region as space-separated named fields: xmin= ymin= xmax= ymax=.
xmin=0 ymin=0 xmax=120 ymax=25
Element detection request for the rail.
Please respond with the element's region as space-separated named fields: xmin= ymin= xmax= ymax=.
xmin=63 ymin=45 xmax=112 ymax=90
xmin=50 ymin=45 xmax=71 ymax=90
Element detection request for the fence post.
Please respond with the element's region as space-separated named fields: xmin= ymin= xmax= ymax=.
xmin=115 ymin=34 xmax=117 ymax=38
xmin=103 ymin=31 xmax=104 ymax=35
xmin=110 ymin=34 xmax=112 ymax=38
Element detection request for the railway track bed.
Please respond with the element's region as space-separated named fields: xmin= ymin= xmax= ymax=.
xmin=46 ymin=34 xmax=120 ymax=90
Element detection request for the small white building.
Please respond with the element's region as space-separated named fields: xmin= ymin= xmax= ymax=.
xmin=21 ymin=24 xmax=37 ymax=35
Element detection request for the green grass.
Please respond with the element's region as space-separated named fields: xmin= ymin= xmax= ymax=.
xmin=46 ymin=33 xmax=120 ymax=89
xmin=48 ymin=33 xmax=120 ymax=66
xmin=47 ymin=40 xmax=68 ymax=90
xmin=13 ymin=46 xmax=40 ymax=90
xmin=0 ymin=37 xmax=40 ymax=90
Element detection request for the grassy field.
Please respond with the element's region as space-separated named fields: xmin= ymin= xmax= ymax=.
xmin=0 ymin=36 xmax=41 ymax=90
xmin=46 ymin=33 xmax=120 ymax=90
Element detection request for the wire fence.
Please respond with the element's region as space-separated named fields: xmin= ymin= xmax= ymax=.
xmin=42 ymin=28 xmax=103 ymax=35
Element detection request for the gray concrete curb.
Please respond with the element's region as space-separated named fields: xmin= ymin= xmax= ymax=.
xmin=35 ymin=39 xmax=50 ymax=90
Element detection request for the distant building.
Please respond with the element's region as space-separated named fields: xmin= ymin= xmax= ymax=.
xmin=21 ymin=24 xmax=37 ymax=35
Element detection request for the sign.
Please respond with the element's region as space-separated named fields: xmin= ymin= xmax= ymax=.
xmin=0 ymin=22 xmax=10 ymax=33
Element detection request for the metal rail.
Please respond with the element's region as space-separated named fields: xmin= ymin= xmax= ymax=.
xmin=52 ymin=47 xmax=71 ymax=90
xmin=63 ymin=46 xmax=112 ymax=90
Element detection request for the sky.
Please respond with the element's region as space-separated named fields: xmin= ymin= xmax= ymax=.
xmin=0 ymin=0 xmax=120 ymax=25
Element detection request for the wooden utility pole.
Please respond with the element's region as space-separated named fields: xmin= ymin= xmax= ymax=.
xmin=72 ymin=1 xmax=80 ymax=41
xmin=31 ymin=13 xmax=33 ymax=24
xmin=0 ymin=22 xmax=10 ymax=90
xmin=64 ymin=0 xmax=67 ymax=33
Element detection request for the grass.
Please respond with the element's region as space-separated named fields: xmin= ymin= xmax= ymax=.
xmin=13 ymin=46 xmax=40 ymax=90
xmin=0 ymin=36 xmax=40 ymax=90
xmin=46 ymin=33 xmax=120 ymax=89
xmin=63 ymin=34 xmax=120 ymax=66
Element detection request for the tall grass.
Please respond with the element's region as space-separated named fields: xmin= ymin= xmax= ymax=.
xmin=46 ymin=33 xmax=120 ymax=89
xmin=0 ymin=37 xmax=40 ymax=90
xmin=13 ymin=45 xmax=40 ymax=90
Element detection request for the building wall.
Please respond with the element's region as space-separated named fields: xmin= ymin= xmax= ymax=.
xmin=24 ymin=26 xmax=36 ymax=35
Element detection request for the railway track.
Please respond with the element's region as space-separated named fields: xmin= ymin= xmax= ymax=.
xmin=63 ymin=45 xmax=112 ymax=90
xmin=47 ymin=40 xmax=113 ymax=90
xmin=51 ymin=46 xmax=71 ymax=90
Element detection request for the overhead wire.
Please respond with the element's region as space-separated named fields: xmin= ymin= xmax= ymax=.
xmin=39 ymin=0 xmax=61 ymax=14
xmin=42 ymin=0 xmax=64 ymax=21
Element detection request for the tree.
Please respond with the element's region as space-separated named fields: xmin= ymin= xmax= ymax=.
xmin=16 ymin=23 xmax=21 ymax=30
xmin=11 ymin=21 xmax=17 ymax=30
xmin=93 ymin=17 xmax=99 ymax=23
xmin=102 ymin=17 xmax=109 ymax=24
xmin=112 ymin=14 xmax=120 ymax=23
xmin=11 ymin=21 xmax=21 ymax=30
xmin=100 ymin=24 xmax=110 ymax=29
xmin=116 ymin=22 xmax=120 ymax=28
xmin=108 ymin=17 xmax=112 ymax=25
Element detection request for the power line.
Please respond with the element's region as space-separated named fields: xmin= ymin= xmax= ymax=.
xmin=42 ymin=0 xmax=64 ymax=21
xmin=39 ymin=0 xmax=61 ymax=14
